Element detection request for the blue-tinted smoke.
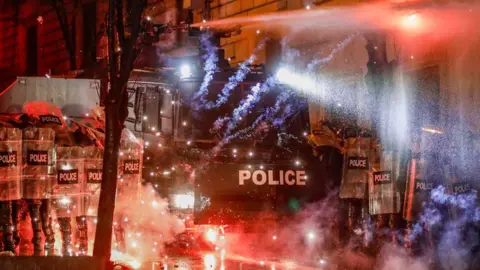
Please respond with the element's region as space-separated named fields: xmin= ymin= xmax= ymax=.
xmin=206 ymin=41 xmax=267 ymax=109
xmin=215 ymin=77 xmax=276 ymax=134
xmin=402 ymin=186 xmax=480 ymax=270
xmin=410 ymin=186 xmax=479 ymax=241
xmin=193 ymin=32 xmax=219 ymax=108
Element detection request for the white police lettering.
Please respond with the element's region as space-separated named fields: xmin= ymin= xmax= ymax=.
xmin=296 ymin=171 xmax=306 ymax=186
xmin=239 ymin=170 xmax=251 ymax=185
xmin=416 ymin=181 xmax=433 ymax=190
xmin=29 ymin=153 xmax=47 ymax=163
xmin=59 ymin=172 xmax=77 ymax=182
xmin=350 ymin=159 xmax=366 ymax=167
xmin=373 ymin=171 xmax=391 ymax=185
xmin=239 ymin=170 xmax=307 ymax=186
xmin=348 ymin=157 xmax=368 ymax=169
xmin=267 ymin=171 xmax=279 ymax=185
xmin=453 ymin=183 xmax=470 ymax=194
xmin=40 ymin=115 xmax=62 ymax=125
xmin=58 ymin=169 xmax=79 ymax=184
xmin=0 ymin=152 xmax=16 ymax=166
xmin=252 ymin=171 xmax=267 ymax=185
xmin=124 ymin=160 xmax=140 ymax=174
xmin=88 ymin=172 xmax=102 ymax=181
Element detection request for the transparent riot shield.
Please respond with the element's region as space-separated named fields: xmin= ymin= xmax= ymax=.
xmin=117 ymin=129 xmax=143 ymax=205
xmin=403 ymin=131 xmax=444 ymax=222
xmin=0 ymin=127 xmax=22 ymax=201
xmin=114 ymin=129 xmax=143 ymax=251
xmin=368 ymin=148 xmax=402 ymax=215
xmin=22 ymin=128 xmax=55 ymax=199
xmin=83 ymin=146 xmax=103 ymax=217
xmin=339 ymin=129 xmax=372 ymax=199
xmin=52 ymin=146 xmax=84 ymax=217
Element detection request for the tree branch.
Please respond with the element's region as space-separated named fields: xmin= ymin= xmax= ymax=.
xmin=51 ymin=0 xmax=76 ymax=70
xmin=114 ymin=0 xmax=145 ymax=102
xmin=115 ymin=0 xmax=126 ymax=47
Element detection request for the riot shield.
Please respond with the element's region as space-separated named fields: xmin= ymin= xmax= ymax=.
xmin=339 ymin=128 xmax=372 ymax=199
xmin=22 ymin=128 xmax=55 ymax=199
xmin=83 ymin=146 xmax=103 ymax=217
xmin=368 ymin=148 xmax=402 ymax=215
xmin=52 ymin=146 xmax=84 ymax=218
xmin=117 ymin=129 xmax=143 ymax=205
xmin=0 ymin=127 xmax=22 ymax=201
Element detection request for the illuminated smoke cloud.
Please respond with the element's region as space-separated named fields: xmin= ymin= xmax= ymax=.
xmin=112 ymin=184 xmax=185 ymax=264
xmin=214 ymin=185 xmax=480 ymax=269
xmin=307 ymin=33 xmax=359 ymax=71
xmin=207 ymin=40 xmax=267 ymax=109
xmin=193 ymin=32 xmax=219 ymax=108
xmin=409 ymin=186 xmax=479 ymax=241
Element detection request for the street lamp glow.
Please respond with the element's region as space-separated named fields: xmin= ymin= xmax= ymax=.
xmin=180 ymin=64 xmax=192 ymax=78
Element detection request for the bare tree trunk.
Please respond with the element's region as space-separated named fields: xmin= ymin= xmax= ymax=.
xmin=93 ymin=105 xmax=122 ymax=259
xmin=93 ymin=0 xmax=145 ymax=260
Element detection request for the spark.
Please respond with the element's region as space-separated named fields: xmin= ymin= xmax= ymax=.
xmin=207 ymin=41 xmax=266 ymax=109
xmin=421 ymin=127 xmax=444 ymax=134
xmin=59 ymin=196 xmax=71 ymax=205
xmin=307 ymin=34 xmax=358 ymax=71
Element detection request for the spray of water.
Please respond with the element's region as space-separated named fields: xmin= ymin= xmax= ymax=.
xmin=194 ymin=2 xmax=480 ymax=41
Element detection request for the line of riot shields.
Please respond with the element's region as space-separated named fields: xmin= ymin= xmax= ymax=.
xmin=0 ymin=102 xmax=142 ymax=256
xmin=309 ymin=121 xmax=479 ymax=261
